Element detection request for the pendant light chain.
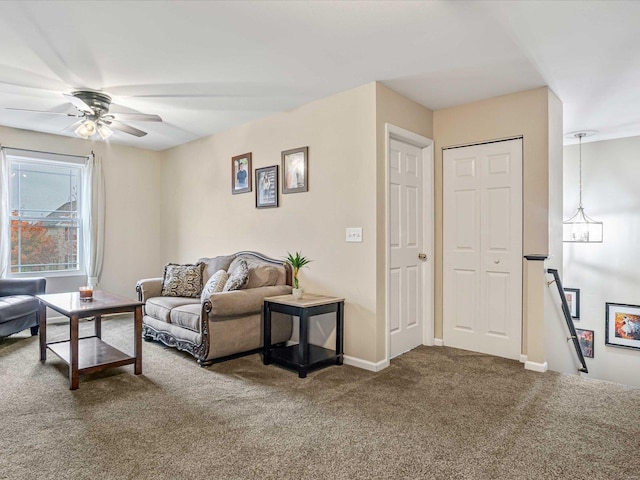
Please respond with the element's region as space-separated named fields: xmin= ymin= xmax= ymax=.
xmin=578 ymin=132 xmax=584 ymax=208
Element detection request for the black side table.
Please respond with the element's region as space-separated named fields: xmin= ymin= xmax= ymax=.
xmin=263 ymin=294 xmax=344 ymax=378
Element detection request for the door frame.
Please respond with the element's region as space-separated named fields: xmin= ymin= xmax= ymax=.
xmin=385 ymin=123 xmax=434 ymax=363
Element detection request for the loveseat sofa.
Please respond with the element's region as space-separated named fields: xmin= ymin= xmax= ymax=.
xmin=0 ymin=277 xmax=46 ymax=338
xmin=136 ymin=251 xmax=293 ymax=366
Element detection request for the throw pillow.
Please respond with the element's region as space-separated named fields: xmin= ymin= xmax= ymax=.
xmin=223 ymin=259 xmax=249 ymax=292
xmin=200 ymin=269 xmax=229 ymax=302
xmin=244 ymin=264 xmax=280 ymax=289
xmin=161 ymin=262 xmax=204 ymax=298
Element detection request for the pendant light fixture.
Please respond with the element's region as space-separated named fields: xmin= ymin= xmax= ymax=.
xmin=563 ymin=132 xmax=603 ymax=243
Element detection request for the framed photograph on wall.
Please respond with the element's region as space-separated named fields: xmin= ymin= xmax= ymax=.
xmin=575 ymin=328 xmax=594 ymax=358
xmin=255 ymin=165 xmax=278 ymax=208
xmin=605 ymin=302 xmax=640 ymax=350
xmin=282 ymin=146 xmax=308 ymax=193
xmin=564 ymin=288 xmax=580 ymax=319
xmin=231 ymin=153 xmax=252 ymax=194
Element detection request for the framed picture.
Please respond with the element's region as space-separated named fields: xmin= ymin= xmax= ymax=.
xmin=605 ymin=302 xmax=640 ymax=350
xmin=564 ymin=288 xmax=580 ymax=319
xmin=282 ymin=146 xmax=308 ymax=193
xmin=255 ymin=165 xmax=278 ymax=208
xmin=231 ymin=153 xmax=252 ymax=194
xmin=575 ymin=328 xmax=594 ymax=358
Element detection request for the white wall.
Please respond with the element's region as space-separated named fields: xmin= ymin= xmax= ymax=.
xmin=0 ymin=125 xmax=164 ymax=298
xmin=562 ymin=135 xmax=640 ymax=388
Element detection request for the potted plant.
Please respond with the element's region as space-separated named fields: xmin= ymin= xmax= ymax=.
xmin=284 ymin=251 xmax=312 ymax=300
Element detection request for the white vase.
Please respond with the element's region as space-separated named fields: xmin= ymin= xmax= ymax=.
xmin=292 ymin=288 xmax=303 ymax=300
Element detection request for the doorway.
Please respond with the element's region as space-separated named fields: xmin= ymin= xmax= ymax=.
xmin=386 ymin=124 xmax=434 ymax=360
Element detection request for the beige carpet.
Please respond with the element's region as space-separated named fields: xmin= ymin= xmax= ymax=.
xmin=1 ymin=316 xmax=639 ymax=480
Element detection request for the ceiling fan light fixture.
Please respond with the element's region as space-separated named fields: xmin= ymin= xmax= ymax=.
xmin=97 ymin=123 xmax=113 ymax=140
xmin=75 ymin=119 xmax=96 ymax=139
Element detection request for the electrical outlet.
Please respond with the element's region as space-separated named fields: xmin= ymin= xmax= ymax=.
xmin=346 ymin=227 xmax=363 ymax=243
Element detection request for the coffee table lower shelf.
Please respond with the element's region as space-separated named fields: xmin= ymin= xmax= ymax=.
xmin=48 ymin=337 xmax=136 ymax=375
xmin=267 ymin=344 xmax=340 ymax=377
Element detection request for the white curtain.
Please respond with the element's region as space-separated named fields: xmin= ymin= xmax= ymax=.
xmin=82 ymin=153 xmax=105 ymax=287
xmin=0 ymin=148 xmax=9 ymax=278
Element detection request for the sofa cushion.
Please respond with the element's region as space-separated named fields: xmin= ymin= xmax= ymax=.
xmin=223 ymin=259 xmax=249 ymax=292
xmin=161 ymin=262 xmax=204 ymax=298
xmin=230 ymin=255 xmax=286 ymax=287
xmin=197 ymin=255 xmax=236 ymax=282
xmin=0 ymin=295 xmax=40 ymax=324
xmin=207 ymin=285 xmax=292 ymax=317
xmin=145 ymin=296 xmax=199 ymax=323
xmin=170 ymin=303 xmax=202 ymax=332
xmin=201 ymin=269 xmax=228 ymax=302
xmin=244 ymin=264 xmax=280 ymax=289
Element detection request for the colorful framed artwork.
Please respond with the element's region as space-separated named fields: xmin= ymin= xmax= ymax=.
xmin=575 ymin=328 xmax=594 ymax=358
xmin=282 ymin=146 xmax=308 ymax=193
xmin=255 ymin=165 xmax=278 ymax=208
xmin=605 ymin=302 xmax=640 ymax=350
xmin=232 ymin=153 xmax=252 ymax=194
xmin=564 ymin=288 xmax=580 ymax=319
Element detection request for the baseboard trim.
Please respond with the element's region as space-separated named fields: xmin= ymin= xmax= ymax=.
xmin=524 ymin=360 xmax=548 ymax=373
xmin=433 ymin=338 xmax=444 ymax=346
xmin=520 ymin=354 xmax=527 ymax=364
xmin=343 ymin=355 xmax=389 ymax=372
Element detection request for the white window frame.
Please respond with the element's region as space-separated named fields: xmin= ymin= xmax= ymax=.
xmin=6 ymin=153 xmax=86 ymax=278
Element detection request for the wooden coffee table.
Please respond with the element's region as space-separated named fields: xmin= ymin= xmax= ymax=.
xmin=37 ymin=290 xmax=143 ymax=390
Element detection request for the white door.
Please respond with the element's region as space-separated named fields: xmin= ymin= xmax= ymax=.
xmin=443 ymin=138 xmax=522 ymax=360
xmin=389 ymin=138 xmax=426 ymax=358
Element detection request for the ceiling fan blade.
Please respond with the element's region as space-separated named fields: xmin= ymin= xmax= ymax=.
xmin=5 ymin=107 xmax=80 ymax=117
xmin=110 ymin=112 xmax=162 ymax=122
xmin=3 ymin=2 xmax=99 ymax=88
xmin=108 ymin=120 xmax=147 ymax=137
xmin=62 ymin=93 xmax=93 ymax=113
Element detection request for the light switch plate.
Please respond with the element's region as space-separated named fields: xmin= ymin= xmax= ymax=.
xmin=346 ymin=227 xmax=363 ymax=243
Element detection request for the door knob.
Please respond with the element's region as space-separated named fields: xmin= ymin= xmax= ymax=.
xmin=494 ymin=259 xmax=500 ymax=264
xmin=418 ymin=253 xmax=427 ymax=261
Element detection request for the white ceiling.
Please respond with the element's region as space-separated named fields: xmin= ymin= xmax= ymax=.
xmin=0 ymin=1 xmax=638 ymax=150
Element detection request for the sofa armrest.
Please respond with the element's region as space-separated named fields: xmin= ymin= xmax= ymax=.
xmin=0 ymin=277 xmax=46 ymax=297
xmin=204 ymin=285 xmax=292 ymax=318
xmin=136 ymin=278 xmax=163 ymax=302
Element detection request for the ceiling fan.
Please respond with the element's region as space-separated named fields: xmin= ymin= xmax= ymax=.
xmin=6 ymin=90 xmax=162 ymax=139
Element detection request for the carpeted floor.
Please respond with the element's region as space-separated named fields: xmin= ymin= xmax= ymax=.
xmin=1 ymin=316 xmax=639 ymax=480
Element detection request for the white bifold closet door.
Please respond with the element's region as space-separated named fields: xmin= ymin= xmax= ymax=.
xmin=443 ymin=138 xmax=522 ymax=360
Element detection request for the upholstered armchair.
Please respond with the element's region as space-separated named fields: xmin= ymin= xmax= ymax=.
xmin=0 ymin=277 xmax=46 ymax=338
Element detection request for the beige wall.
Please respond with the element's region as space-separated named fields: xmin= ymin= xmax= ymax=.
xmin=0 ymin=125 xmax=163 ymax=298
xmin=433 ymin=87 xmax=556 ymax=364
xmin=375 ymin=83 xmax=434 ymax=360
xmin=3 ymin=82 xmax=564 ymax=370
xmin=160 ymin=82 xmax=433 ymax=366
xmin=161 ymin=83 xmax=381 ymax=363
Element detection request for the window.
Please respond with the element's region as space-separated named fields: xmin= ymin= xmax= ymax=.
xmin=8 ymin=156 xmax=84 ymax=274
